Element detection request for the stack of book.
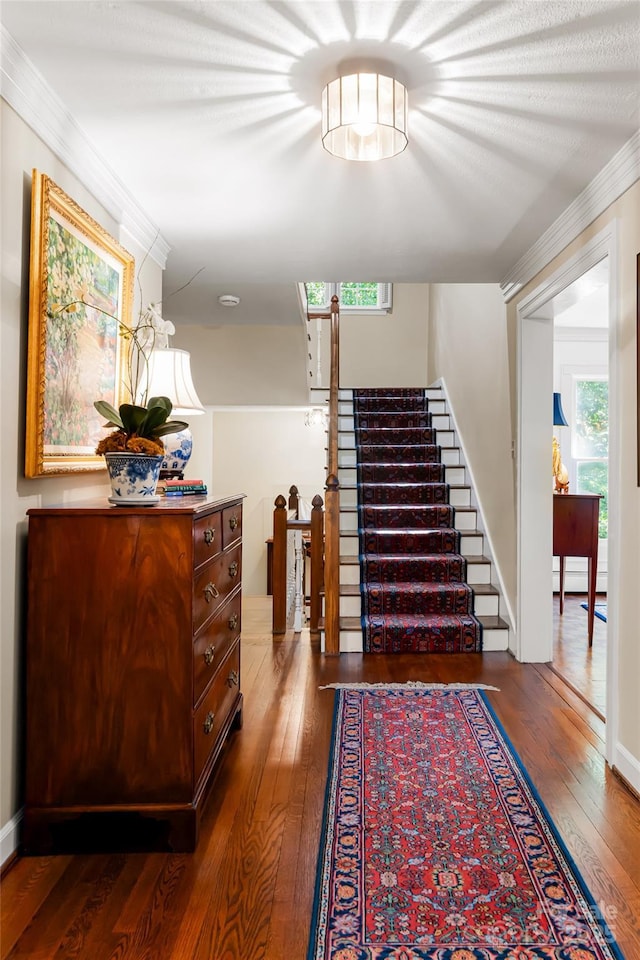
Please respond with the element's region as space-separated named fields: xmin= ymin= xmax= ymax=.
xmin=160 ymin=478 xmax=208 ymax=497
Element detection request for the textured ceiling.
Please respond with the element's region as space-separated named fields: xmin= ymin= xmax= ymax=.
xmin=2 ymin=0 xmax=639 ymax=327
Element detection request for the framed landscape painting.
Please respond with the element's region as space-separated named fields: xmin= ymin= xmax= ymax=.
xmin=25 ymin=170 xmax=135 ymax=477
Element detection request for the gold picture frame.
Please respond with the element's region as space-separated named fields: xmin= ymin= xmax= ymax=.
xmin=25 ymin=170 xmax=135 ymax=476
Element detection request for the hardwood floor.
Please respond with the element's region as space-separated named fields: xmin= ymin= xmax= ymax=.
xmin=552 ymin=592 xmax=607 ymax=717
xmin=2 ymin=597 xmax=639 ymax=959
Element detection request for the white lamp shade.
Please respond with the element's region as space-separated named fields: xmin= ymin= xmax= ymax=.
xmin=143 ymin=348 xmax=205 ymax=416
xmin=321 ymin=72 xmax=408 ymax=161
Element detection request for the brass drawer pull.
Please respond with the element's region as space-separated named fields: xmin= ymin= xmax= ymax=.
xmin=203 ymin=527 xmax=216 ymax=545
xmin=226 ymin=670 xmax=239 ymax=688
xmin=229 ymin=561 xmax=239 ymax=578
xmin=204 ymin=644 xmax=216 ymax=666
xmin=203 ymin=711 xmax=215 ymax=735
xmin=204 ymin=582 xmax=219 ymax=603
xmin=229 ymin=515 xmax=238 ymax=531
xmin=228 ymin=612 xmax=239 ymax=631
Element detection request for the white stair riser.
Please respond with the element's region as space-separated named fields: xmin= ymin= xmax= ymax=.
xmin=339 ymin=416 xmax=355 ymax=431
xmin=461 ymin=535 xmax=483 ymax=556
xmin=449 ymin=488 xmax=471 ymax=507
xmin=431 ymin=414 xmax=450 ymax=430
xmin=482 ymin=629 xmax=509 ymax=651
xmin=339 ymin=471 xmax=357 ymax=489
xmin=339 ymin=508 xmax=477 ymax=533
xmin=341 ymin=596 xmax=361 ymax=616
xmin=341 ymin=536 xmax=359 ymax=556
xmin=331 ymin=628 xmax=508 ymax=653
xmin=473 ymin=594 xmax=500 ymax=616
xmin=340 ymin=564 xmax=361 ymax=584
xmin=339 ymin=593 xmax=498 ymax=618
xmin=339 ymin=431 xmax=456 ymax=449
xmin=467 ymin=562 xmax=490 ymax=583
xmin=341 ymin=489 xmax=358 ymax=508
xmin=341 ymin=512 xmax=358 ymax=531
xmin=454 ymin=510 xmax=477 ymax=530
xmin=339 ymin=631 xmax=364 ymax=652
xmin=341 ymin=488 xmax=471 ymax=509
xmin=446 ymin=466 xmax=465 ymax=484
xmin=340 ymin=468 xmax=465 ymax=486
xmin=427 ymin=400 xmax=446 ymax=414
xmin=339 ymin=451 xmax=462 ymax=470
xmin=340 ymin=534 xmax=483 ymax=557
xmin=425 ymin=389 xmax=442 ymax=400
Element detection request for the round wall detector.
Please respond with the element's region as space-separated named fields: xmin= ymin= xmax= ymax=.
xmin=218 ymin=294 xmax=240 ymax=307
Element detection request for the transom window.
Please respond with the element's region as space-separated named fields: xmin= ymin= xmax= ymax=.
xmin=305 ymin=282 xmax=392 ymax=313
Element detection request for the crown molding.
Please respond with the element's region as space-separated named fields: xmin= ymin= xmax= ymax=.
xmin=501 ymin=130 xmax=640 ymax=302
xmin=1 ymin=26 xmax=170 ymax=268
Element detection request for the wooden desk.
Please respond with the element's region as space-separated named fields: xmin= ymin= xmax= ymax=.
xmin=553 ymin=493 xmax=602 ymax=646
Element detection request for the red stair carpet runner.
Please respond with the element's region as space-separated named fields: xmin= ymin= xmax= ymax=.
xmin=354 ymin=388 xmax=482 ymax=653
xmin=307 ymin=686 xmax=623 ymax=959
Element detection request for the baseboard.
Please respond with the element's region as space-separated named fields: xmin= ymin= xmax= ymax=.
xmin=0 ymin=809 xmax=22 ymax=868
xmin=612 ymin=742 xmax=640 ymax=796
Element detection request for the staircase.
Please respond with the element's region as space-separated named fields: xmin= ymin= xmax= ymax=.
xmin=334 ymin=385 xmax=510 ymax=653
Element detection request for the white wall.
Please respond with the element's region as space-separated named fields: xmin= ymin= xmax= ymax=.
xmin=339 ymin=284 xmax=429 ymax=387
xmin=208 ymin=409 xmax=326 ymax=595
xmin=428 ymin=284 xmax=516 ymax=614
xmin=174 ymin=323 xmax=309 ymax=406
xmin=0 ymin=102 xmax=164 ymax=856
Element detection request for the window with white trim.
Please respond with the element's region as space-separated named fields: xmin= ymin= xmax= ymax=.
xmin=571 ymin=375 xmax=608 ymax=538
xmin=305 ymin=282 xmax=392 ymax=313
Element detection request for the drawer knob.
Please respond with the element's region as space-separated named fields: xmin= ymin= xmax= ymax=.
xmin=227 ymin=670 xmax=239 ymax=688
xmin=229 ymin=516 xmax=238 ymax=531
xmin=203 ymin=527 xmax=216 ymax=545
xmin=228 ymin=612 xmax=239 ymax=631
xmin=229 ymin=561 xmax=239 ymax=578
xmin=204 ymin=582 xmax=219 ymax=603
xmin=203 ymin=711 xmax=215 ymax=735
xmin=204 ymin=644 xmax=216 ymax=666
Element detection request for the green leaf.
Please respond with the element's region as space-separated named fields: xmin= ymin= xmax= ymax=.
xmin=119 ymin=403 xmax=148 ymax=435
xmin=139 ymin=404 xmax=170 ymax=436
xmin=147 ymin=396 xmax=173 ymax=415
xmin=94 ymin=400 xmax=123 ymax=429
xmin=154 ymin=420 xmax=189 ymax=438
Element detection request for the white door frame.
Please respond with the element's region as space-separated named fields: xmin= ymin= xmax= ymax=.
xmin=516 ymin=223 xmax=620 ymax=763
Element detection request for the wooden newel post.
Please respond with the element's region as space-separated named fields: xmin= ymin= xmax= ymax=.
xmin=310 ymin=494 xmax=324 ymax=634
xmin=272 ymin=494 xmax=287 ymax=635
xmin=288 ymin=485 xmax=299 ymax=517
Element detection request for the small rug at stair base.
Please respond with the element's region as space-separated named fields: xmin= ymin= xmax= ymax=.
xmin=581 ymin=602 xmax=607 ymax=623
xmin=308 ymin=688 xmax=622 ymax=960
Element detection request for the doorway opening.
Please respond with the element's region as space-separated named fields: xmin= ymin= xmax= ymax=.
xmin=516 ymin=223 xmax=620 ymax=764
xmin=551 ymin=261 xmax=609 ymax=717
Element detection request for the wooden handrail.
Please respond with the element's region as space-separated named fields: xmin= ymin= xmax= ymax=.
xmin=323 ymin=295 xmax=340 ymax=655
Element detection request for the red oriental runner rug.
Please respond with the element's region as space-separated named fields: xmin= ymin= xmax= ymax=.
xmin=308 ymin=685 xmax=622 ymax=960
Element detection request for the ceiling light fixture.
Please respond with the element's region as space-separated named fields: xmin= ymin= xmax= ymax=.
xmin=321 ymin=70 xmax=408 ymax=162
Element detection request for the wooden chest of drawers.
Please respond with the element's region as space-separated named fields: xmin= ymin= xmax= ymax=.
xmin=23 ymin=495 xmax=244 ymax=853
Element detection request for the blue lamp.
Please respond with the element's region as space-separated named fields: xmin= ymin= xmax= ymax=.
xmin=553 ymin=392 xmax=569 ymax=427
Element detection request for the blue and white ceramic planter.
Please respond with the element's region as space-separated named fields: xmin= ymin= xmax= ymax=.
xmin=104 ymin=452 xmax=163 ymax=506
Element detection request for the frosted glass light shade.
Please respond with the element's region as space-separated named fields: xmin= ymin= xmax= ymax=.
xmin=321 ymin=72 xmax=408 ymax=161
xmin=143 ymin=348 xmax=205 ymax=416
